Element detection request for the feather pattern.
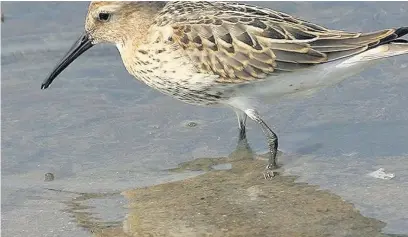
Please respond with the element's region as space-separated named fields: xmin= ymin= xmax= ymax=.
xmin=154 ymin=1 xmax=403 ymax=83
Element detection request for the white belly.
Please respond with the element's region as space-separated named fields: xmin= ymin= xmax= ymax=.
xmin=232 ymin=57 xmax=379 ymax=102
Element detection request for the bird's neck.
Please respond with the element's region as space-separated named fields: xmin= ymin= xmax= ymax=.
xmin=116 ymin=40 xmax=158 ymax=81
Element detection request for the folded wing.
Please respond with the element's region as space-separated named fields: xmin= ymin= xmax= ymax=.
xmin=157 ymin=2 xmax=403 ymax=83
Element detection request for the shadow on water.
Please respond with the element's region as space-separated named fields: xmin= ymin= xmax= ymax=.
xmin=50 ymin=153 xmax=408 ymax=237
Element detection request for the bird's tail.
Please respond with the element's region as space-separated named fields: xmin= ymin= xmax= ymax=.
xmin=341 ymin=27 xmax=408 ymax=65
xmin=376 ymin=26 xmax=408 ymax=47
xmin=355 ymin=42 xmax=408 ymax=62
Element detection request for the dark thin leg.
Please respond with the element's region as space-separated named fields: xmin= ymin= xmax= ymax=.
xmin=236 ymin=110 xmax=248 ymax=144
xmin=229 ymin=110 xmax=253 ymax=160
xmin=238 ymin=119 xmax=246 ymax=142
xmin=244 ymin=109 xmax=279 ymax=178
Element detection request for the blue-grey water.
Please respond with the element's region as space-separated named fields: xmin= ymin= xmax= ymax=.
xmin=2 ymin=2 xmax=408 ymax=236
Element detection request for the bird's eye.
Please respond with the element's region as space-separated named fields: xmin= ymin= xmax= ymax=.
xmin=98 ymin=12 xmax=111 ymax=22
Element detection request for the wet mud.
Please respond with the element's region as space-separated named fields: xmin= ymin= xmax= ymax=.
xmin=61 ymin=154 xmax=401 ymax=237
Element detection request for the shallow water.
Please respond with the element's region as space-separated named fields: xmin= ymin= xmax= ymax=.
xmin=2 ymin=2 xmax=408 ymax=237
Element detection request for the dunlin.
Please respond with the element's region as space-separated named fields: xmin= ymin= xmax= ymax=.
xmin=42 ymin=2 xmax=408 ymax=178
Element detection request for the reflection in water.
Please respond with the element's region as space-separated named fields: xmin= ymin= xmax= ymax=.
xmin=54 ymin=153 xmax=398 ymax=237
xmin=47 ymin=189 xmax=124 ymax=236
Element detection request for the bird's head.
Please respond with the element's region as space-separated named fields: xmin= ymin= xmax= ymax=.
xmin=41 ymin=1 xmax=166 ymax=89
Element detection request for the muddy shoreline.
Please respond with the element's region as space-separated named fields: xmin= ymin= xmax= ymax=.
xmin=61 ymin=156 xmax=401 ymax=237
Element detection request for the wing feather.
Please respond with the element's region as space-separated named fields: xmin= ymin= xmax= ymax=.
xmin=156 ymin=1 xmax=400 ymax=82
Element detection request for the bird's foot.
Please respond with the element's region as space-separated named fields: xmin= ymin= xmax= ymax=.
xmin=262 ymin=163 xmax=280 ymax=179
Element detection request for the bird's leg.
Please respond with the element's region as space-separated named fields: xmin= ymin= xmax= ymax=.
xmin=229 ymin=110 xmax=253 ymax=160
xmin=244 ymin=109 xmax=279 ymax=179
xmin=236 ymin=110 xmax=249 ymax=148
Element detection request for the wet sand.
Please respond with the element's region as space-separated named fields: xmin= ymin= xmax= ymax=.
xmin=61 ymin=155 xmax=400 ymax=237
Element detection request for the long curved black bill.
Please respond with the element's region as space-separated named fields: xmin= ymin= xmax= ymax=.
xmin=41 ymin=32 xmax=93 ymax=89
